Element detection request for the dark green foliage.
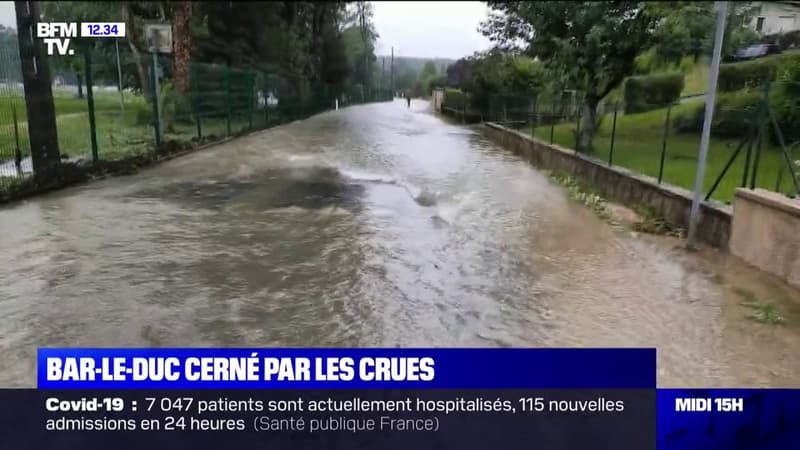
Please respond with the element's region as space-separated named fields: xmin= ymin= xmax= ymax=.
xmin=443 ymin=89 xmax=466 ymax=109
xmin=482 ymin=1 xmax=661 ymax=152
xmin=443 ymin=51 xmax=545 ymax=115
xmin=717 ymin=54 xmax=800 ymax=93
xmin=624 ymin=73 xmax=684 ymax=113
xmin=673 ymin=81 xmax=800 ymax=144
xmin=718 ymin=58 xmax=782 ymax=93
xmin=673 ymin=90 xmax=761 ymax=138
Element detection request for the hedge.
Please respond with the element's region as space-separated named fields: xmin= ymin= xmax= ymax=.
xmin=624 ymin=72 xmax=684 ymax=114
xmin=673 ymin=90 xmax=762 ymax=138
xmin=717 ymin=52 xmax=800 ymax=92
xmin=443 ymin=88 xmax=466 ymax=109
xmin=673 ymin=88 xmax=800 ymax=144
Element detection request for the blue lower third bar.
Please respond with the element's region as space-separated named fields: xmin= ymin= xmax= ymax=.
xmin=658 ymin=389 xmax=800 ymax=450
xmin=37 ymin=348 xmax=655 ymax=389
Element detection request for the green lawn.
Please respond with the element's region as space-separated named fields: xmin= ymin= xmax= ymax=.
xmin=0 ymin=92 xmax=153 ymax=163
xmin=682 ymin=63 xmax=709 ymax=97
xmin=528 ymin=104 xmax=796 ymax=203
xmin=1 ymin=88 xmax=311 ymax=167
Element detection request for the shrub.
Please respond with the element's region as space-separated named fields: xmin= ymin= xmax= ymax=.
xmin=772 ymin=58 xmax=800 ymax=143
xmin=672 ymin=88 xmax=800 ymax=144
xmin=624 ymin=72 xmax=685 ymax=114
xmin=718 ymin=58 xmax=777 ymax=92
xmin=443 ymin=88 xmax=466 ymax=109
xmin=717 ymin=53 xmax=800 ymax=92
xmin=673 ymin=90 xmax=761 ymax=138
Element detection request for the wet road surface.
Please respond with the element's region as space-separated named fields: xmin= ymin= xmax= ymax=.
xmin=1 ymin=99 xmax=799 ymax=387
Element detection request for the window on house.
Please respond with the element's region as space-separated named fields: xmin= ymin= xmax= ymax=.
xmin=756 ymin=17 xmax=765 ymax=32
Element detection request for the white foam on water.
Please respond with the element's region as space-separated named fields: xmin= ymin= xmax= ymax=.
xmin=339 ymin=169 xmax=398 ymax=185
xmin=433 ymin=191 xmax=477 ymax=224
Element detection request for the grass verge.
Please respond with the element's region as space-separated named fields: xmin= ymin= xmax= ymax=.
xmin=530 ymin=104 xmax=793 ymax=203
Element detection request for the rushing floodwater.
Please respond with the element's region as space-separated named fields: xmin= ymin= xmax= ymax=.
xmin=1 ymin=99 xmax=799 ymax=387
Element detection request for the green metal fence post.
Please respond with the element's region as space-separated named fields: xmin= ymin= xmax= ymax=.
xmin=749 ymin=82 xmax=769 ymax=189
xmin=264 ymin=75 xmax=269 ymax=128
xmin=768 ymin=98 xmax=800 ymax=196
xmin=225 ymin=63 xmax=232 ymax=136
xmin=705 ymin=133 xmax=752 ymax=201
xmin=608 ymin=102 xmax=618 ymax=167
xmin=12 ymin=105 xmax=22 ymax=174
xmin=574 ymin=108 xmax=581 ymax=154
xmin=150 ymin=53 xmax=162 ymax=148
xmin=550 ymin=100 xmax=556 ymax=144
xmin=85 ymin=50 xmax=99 ymax=162
xmin=189 ymin=66 xmax=201 ymax=139
xmin=741 ymin=118 xmax=755 ymax=187
xmin=657 ymin=103 xmax=672 ymax=184
xmin=248 ymin=73 xmax=255 ymax=131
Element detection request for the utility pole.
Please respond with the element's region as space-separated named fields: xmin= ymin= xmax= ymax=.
xmin=15 ymin=1 xmax=61 ymax=181
xmin=688 ymin=1 xmax=728 ymax=248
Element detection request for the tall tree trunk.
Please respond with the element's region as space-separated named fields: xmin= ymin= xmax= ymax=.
xmin=121 ymin=2 xmax=150 ymax=100
xmin=578 ymin=97 xmax=599 ymax=153
xmin=172 ymin=1 xmax=192 ymax=94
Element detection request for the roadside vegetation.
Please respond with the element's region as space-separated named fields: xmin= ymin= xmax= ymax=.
xmin=1 ymin=1 xmax=401 ymax=200
xmin=436 ymin=2 xmax=800 ymax=204
xmin=735 ymin=288 xmax=787 ymax=325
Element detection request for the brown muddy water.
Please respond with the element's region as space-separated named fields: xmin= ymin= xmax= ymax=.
xmin=0 ymin=99 xmax=798 ymax=387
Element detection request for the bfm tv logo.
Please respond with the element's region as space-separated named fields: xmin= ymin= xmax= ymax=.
xmin=37 ymin=22 xmax=78 ymax=56
xmin=36 ymin=22 xmax=126 ymax=56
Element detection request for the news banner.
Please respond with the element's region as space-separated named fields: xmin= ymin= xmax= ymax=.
xmin=0 ymin=349 xmax=797 ymax=449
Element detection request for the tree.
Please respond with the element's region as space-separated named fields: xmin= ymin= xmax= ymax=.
xmin=355 ymin=2 xmax=376 ymax=94
xmin=482 ymin=1 xmax=660 ymax=152
xmin=446 ymin=58 xmax=474 ymax=88
xmin=412 ymin=61 xmax=439 ymax=97
xmin=651 ymin=2 xmax=715 ymax=66
xmin=172 ymin=0 xmax=192 ymax=93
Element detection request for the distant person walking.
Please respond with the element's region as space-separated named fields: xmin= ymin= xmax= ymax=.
xmin=407 ymin=96 xmax=411 ymax=108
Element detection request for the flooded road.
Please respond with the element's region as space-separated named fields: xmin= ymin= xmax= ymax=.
xmin=1 ymin=99 xmax=799 ymax=387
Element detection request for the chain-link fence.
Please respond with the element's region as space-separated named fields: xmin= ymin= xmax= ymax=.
xmin=481 ymin=84 xmax=800 ymax=204
xmin=1 ymin=42 xmax=392 ymax=196
xmin=0 ymin=38 xmax=26 ymax=181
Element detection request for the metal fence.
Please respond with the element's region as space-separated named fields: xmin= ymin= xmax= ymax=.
xmin=478 ymin=86 xmax=800 ymax=204
xmin=0 ymin=43 xmax=393 ymax=191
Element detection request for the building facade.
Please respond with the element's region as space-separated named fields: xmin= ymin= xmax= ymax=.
xmin=751 ymin=1 xmax=800 ymax=35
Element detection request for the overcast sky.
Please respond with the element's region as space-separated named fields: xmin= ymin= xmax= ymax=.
xmin=0 ymin=2 xmax=14 ymax=28
xmin=372 ymin=1 xmax=492 ymax=59
xmin=0 ymin=1 xmax=492 ymax=58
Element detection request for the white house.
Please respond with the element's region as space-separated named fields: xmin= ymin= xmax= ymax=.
xmin=750 ymin=1 xmax=800 ymax=35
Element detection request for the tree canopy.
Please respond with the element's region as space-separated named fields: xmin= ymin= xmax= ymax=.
xmin=33 ymin=1 xmax=383 ymax=102
xmin=481 ymin=1 xmax=661 ymax=151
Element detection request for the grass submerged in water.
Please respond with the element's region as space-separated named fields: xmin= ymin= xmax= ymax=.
xmin=735 ymin=288 xmax=786 ymax=325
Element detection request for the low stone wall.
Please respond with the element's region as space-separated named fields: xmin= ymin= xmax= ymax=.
xmin=482 ymin=122 xmax=733 ymax=248
xmin=730 ymin=188 xmax=800 ymax=289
